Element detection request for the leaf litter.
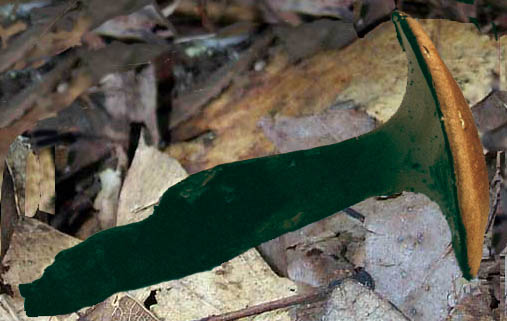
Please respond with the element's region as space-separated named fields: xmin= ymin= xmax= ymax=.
xmin=0 ymin=1 xmax=505 ymax=320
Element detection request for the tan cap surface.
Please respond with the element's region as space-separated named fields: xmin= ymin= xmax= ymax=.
xmin=403 ymin=14 xmax=489 ymax=277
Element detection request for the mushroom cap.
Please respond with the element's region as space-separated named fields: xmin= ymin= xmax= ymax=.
xmin=393 ymin=11 xmax=489 ymax=277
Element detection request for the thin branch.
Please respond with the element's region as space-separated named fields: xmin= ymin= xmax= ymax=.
xmin=192 ymin=280 xmax=342 ymax=321
xmin=486 ymin=151 xmax=504 ymax=234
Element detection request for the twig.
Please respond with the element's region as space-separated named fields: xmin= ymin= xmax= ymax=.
xmin=132 ymin=200 xmax=160 ymax=213
xmin=343 ymin=207 xmax=365 ymax=223
xmin=4 ymin=159 xmax=21 ymax=217
xmin=0 ymin=294 xmax=21 ymax=321
xmin=192 ymin=280 xmax=341 ymax=321
xmin=486 ymin=151 xmax=504 ymax=234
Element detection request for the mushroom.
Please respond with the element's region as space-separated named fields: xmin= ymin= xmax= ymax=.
xmin=20 ymin=11 xmax=489 ymax=316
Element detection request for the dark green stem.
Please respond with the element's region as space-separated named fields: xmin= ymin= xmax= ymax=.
xmin=20 ymin=126 xmax=401 ymax=315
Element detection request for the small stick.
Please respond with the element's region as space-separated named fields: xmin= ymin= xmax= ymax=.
xmin=486 ymin=151 xmax=504 ymax=234
xmin=343 ymin=207 xmax=365 ymax=223
xmin=192 ymin=281 xmax=341 ymax=321
xmin=0 ymin=294 xmax=21 ymax=321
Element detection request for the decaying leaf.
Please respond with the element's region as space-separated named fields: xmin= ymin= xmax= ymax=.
xmin=273 ymin=212 xmax=363 ymax=287
xmin=0 ymin=0 xmax=157 ymax=73
xmin=151 ymin=248 xmax=297 ymax=321
xmin=1 ymin=162 xmax=18 ymax=257
xmin=472 ymin=90 xmax=507 ymax=152
xmin=100 ymin=64 xmax=161 ymax=145
xmin=167 ymin=18 xmax=499 ymax=173
xmin=0 ymin=41 xmax=167 ymax=201
xmin=25 ymin=147 xmax=55 ymax=217
xmin=93 ymin=4 xmax=168 ymax=42
xmin=337 ymin=19 xmax=499 ymax=122
xmin=0 ymin=11 xmax=91 ymax=73
xmin=21 ymin=15 xmax=91 ymax=69
xmin=257 ymin=204 xmax=367 ymax=289
xmin=258 ymin=107 xmax=376 ymax=153
xmin=359 ymin=192 xmax=462 ymax=321
xmin=116 ymin=133 xmax=188 ymax=226
xmin=447 ymin=281 xmax=496 ymax=321
xmin=266 ymin=0 xmax=356 ymax=21
xmin=273 ymin=19 xmax=357 ymax=62
xmin=79 ymin=293 xmax=159 ymax=321
xmin=322 ymin=279 xmax=410 ymax=321
xmin=5 ymin=136 xmax=31 ymax=217
xmin=1 ymin=217 xmax=80 ymax=297
xmin=0 ymin=293 xmax=49 ymax=321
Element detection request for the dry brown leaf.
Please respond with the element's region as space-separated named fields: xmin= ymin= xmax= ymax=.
xmin=25 ymin=147 xmax=55 ymax=217
xmin=21 ymin=16 xmax=91 ymax=69
xmin=0 ymin=42 xmax=166 ymax=200
xmin=0 ymin=293 xmax=50 ymax=321
xmin=166 ymin=19 xmax=499 ymax=173
xmin=1 ymin=217 xmax=81 ymax=298
xmin=116 ymin=133 xmax=187 ymax=226
xmin=447 ymin=278 xmax=497 ymax=321
xmin=273 ymin=19 xmax=357 ymax=62
xmin=258 ymin=107 xmax=375 ymax=153
xmin=151 ymin=248 xmax=297 ymax=321
xmin=322 ymin=279 xmax=410 ymax=321
xmin=0 ymin=11 xmax=91 ymax=73
xmin=79 ymin=293 xmax=159 ymax=321
xmin=93 ymin=4 xmax=167 ymax=42
xmin=0 ymin=0 xmax=157 ymax=72
xmin=0 ymin=55 xmax=82 ymax=199
xmin=100 ymin=64 xmax=161 ymax=145
xmin=37 ymin=147 xmax=55 ymax=214
xmin=472 ymin=91 xmax=507 ymax=152
xmin=330 ymin=19 xmax=499 ymax=122
xmin=359 ymin=192 xmax=462 ymax=321
xmin=24 ymin=150 xmax=39 ymax=218
xmin=268 ymin=0 xmax=355 ymax=20
xmin=5 ymin=136 xmax=31 ymax=217
xmin=1 ymin=161 xmax=18 ymax=257
xmin=259 ymin=212 xmax=365 ymax=288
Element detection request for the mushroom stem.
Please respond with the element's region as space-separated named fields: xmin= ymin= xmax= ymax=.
xmin=20 ymin=11 xmax=488 ymax=317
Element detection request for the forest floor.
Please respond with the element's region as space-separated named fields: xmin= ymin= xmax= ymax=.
xmin=0 ymin=0 xmax=506 ymax=320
